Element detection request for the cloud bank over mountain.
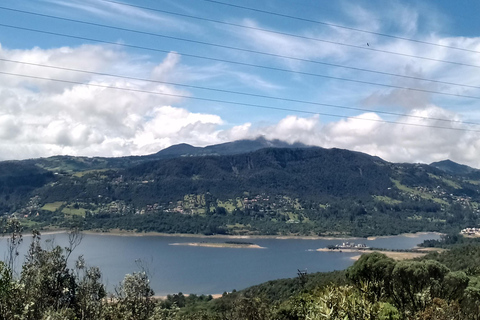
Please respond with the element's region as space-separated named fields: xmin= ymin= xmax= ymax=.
xmin=1 ymin=1 xmax=480 ymax=167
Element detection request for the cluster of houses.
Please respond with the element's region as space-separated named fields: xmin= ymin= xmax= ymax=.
xmin=335 ymin=242 xmax=368 ymax=249
xmin=17 ymin=195 xmax=41 ymax=217
xmin=460 ymin=227 xmax=480 ymax=236
xmin=414 ymin=185 xmax=476 ymax=210
xmin=159 ymin=193 xmax=303 ymax=217
xmin=243 ymin=194 xmax=273 ymax=210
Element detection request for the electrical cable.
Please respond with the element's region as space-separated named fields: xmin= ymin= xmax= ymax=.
xmin=1 ymin=23 xmax=480 ymax=101
xmin=200 ymin=0 xmax=480 ymax=54
xmin=1 ymin=6 xmax=479 ymax=92
xmin=95 ymin=0 xmax=480 ymax=69
xmin=0 ymin=70 xmax=476 ymax=133
xmin=1 ymin=57 xmax=477 ymax=126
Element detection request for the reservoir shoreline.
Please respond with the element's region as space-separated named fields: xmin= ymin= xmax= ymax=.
xmin=76 ymin=229 xmax=443 ymax=241
xmin=0 ymin=231 xmax=442 ymax=295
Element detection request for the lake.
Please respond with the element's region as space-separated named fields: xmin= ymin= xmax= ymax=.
xmin=0 ymin=232 xmax=441 ymax=296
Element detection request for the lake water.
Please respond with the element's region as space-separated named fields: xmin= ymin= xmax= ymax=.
xmin=0 ymin=232 xmax=441 ymax=295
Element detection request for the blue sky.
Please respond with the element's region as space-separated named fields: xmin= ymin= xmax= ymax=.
xmin=1 ymin=0 xmax=480 ymax=166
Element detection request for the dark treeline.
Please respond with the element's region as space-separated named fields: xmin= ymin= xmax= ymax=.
xmin=420 ymin=233 xmax=480 ymax=248
xmin=27 ymin=204 xmax=459 ymax=237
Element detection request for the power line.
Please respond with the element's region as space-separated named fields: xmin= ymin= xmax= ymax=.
xmin=95 ymin=0 xmax=480 ymax=69
xmin=1 ymin=6 xmax=479 ymax=92
xmin=2 ymin=57 xmax=477 ymax=126
xmin=0 ymin=70 xmax=476 ymax=133
xmin=2 ymin=23 xmax=480 ymax=101
xmin=200 ymin=0 xmax=480 ymax=55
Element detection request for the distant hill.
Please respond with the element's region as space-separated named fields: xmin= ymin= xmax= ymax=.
xmin=23 ymin=137 xmax=310 ymax=173
xmin=430 ymin=159 xmax=478 ymax=175
xmin=151 ymin=136 xmax=309 ymax=159
xmin=153 ymin=143 xmax=199 ymax=157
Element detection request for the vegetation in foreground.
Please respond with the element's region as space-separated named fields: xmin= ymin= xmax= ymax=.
xmin=1 ymin=222 xmax=480 ymax=320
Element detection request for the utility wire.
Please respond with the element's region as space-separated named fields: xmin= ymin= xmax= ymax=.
xmin=95 ymin=0 xmax=480 ymax=69
xmin=200 ymin=0 xmax=480 ymax=54
xmin=1 ymin=6 xmax=479 ymax=92
xmin=1 ymin=23 xmax=480 ymax=101
xmin=0 ymin=70 xmax=476 ymax=133
xmin=2 ymin=57 xmax=477 ymax=126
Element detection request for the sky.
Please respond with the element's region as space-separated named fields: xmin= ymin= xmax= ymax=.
xmin=1 ymin=0 xmax=480 ymax=167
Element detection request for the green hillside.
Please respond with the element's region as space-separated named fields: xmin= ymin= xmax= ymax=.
xmin=1 ymin=145 xmax=480 ymax=237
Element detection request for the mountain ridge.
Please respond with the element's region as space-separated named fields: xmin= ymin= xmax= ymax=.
xmin=430 ymin=159 xmax=478 ymax=175
xmin=2 ymin=139 xmax=480 ymax=237
xmin=19 ymin=137 xmax=310 ymax=173
xmin=10 ymin=137 xmax=477 ymax=174
xmin=151 ymin=136 xmax=310 ymax=159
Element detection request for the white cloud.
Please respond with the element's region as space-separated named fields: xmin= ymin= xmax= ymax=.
xmin=0 ymin=44 xmax=207 ymax=159
xmin=151 ymin=53 xmax=181 ymax=81
xmin=0 ymin=44 xmax=124 ymax=93
xmin=3 ymin=0 xmax=480 ymax=171
xmin=0 ymin=115 xmax=21 ymax=139
xmin=0 ymin=42 xmax=282 ymax=160
xmin=132 ymin=106 xmax=224 ymax=154
xmin=45 ymin=0 xmax=197 ymax=32
xmin=232 ymin=19 xmax=347 ymax=70
xmin=229 ymin=2 xmax=480 ymax=112
xmin=2 ymin=40 xmax=480 ymax=169
xmin=235 ymin=107 xmax=480 ymax=168
xmin=198 ymin=104 xmax=480 ymax=168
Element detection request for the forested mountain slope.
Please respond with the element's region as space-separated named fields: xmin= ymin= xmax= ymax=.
xmin=1 ymin=142 xmax=480 ymax=236
xmin=123 ymin=147 xmax=392 ymax=200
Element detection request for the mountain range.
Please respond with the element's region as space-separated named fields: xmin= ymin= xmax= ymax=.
xmin=1 ymin=138 xmax=479 ymax=237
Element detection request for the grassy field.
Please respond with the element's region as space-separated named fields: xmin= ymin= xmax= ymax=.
xmin=427 ymin=173 xmax=461 ymax=189
xmin=73 ymin=169 xmax=110 ymax=178
xmin=373 ymin=195 xmax=402 ymax=205
xmin=285 ymin=212 xmax=299 ymax=221
xmin=465 ymin=180 xmax=480 ymax=185
xmin=41 ymin=202 xmax=65 ymax=212
xmin=217 ymin=199 xmax=238 ymax=212
xmin=62 ymin=206 xmax=87 ymax=217
xmin=20 ymin=219 xmax=39 ymax=228
xmin=392 ymin=179 xmax=448 ymax=205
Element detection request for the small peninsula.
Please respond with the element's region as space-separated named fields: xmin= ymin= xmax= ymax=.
xmin=317 ymin=242 xmax=444 ymax=260
xmin=169 ymin=241 xmax=266 ymax=249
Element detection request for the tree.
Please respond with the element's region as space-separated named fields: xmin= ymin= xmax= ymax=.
xmin=75 ymin=256 xmax=107 ymax=320
xmin=0 ymin=261 xmax=21 ymax=319
xmin=281 ymin=285 xmax=400 ymax=320
xmin=231 ymin=294 xmax=272 ymax=320
xmin=1 ymin=218 xmax=23 ymax=272
xmin=346 ymin=252 xmax=396 ymax=302
xmin=110 ymin=271 xmax=155 ymax=320
xmin=19 ymin=230 xmax=77 ymax=319
xmin=461 ymin=287 xmax=480 ymax=320
xmin=390 ymin=260 xmax=450 ymax=315
xmin=416 ymin=298 xmax=462 ymax=320
xmin=440 ymin=271 xmax=469 ymax=301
